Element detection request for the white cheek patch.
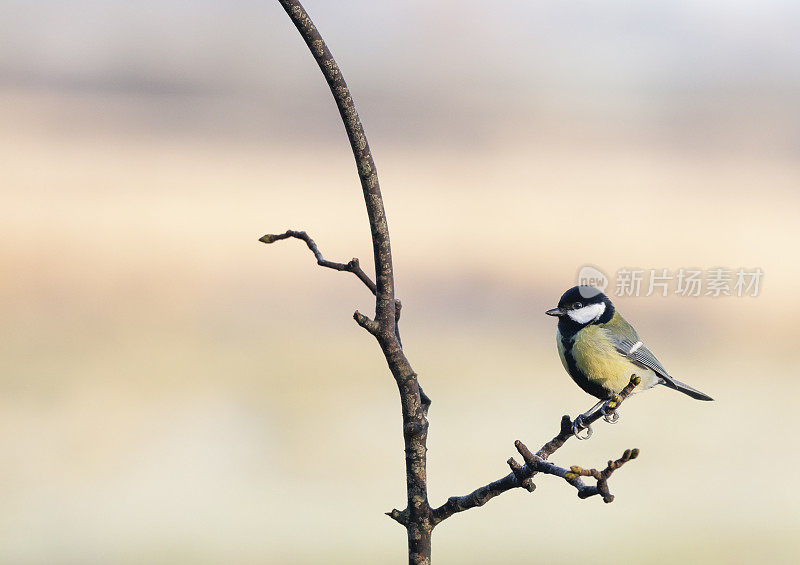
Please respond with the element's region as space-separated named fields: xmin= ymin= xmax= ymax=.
xmin=567 ymin=302 xmax=606 ymax=324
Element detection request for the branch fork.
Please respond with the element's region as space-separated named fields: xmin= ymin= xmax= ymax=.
xmin=565 ymin=449 xmax=640 ymax=503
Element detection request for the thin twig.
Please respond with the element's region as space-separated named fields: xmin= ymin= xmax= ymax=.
xmin=260 ymin=230 xmax=377 ymax=293
xmin=516 ymin=442 xmax=639 ymax=504
xmin=564 ymin=449 xmax=640 ymax=503
xmin=260 ymin=229 xmax=430 ymax=405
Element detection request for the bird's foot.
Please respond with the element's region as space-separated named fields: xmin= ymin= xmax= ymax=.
xmin=601 ymin=395 xmax=622 ymax=424
xmin=571 ymin=415 xmax=593 ymax=440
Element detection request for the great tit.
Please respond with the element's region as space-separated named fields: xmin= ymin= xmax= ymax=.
xmin=546 ymin=286 xmax=713 ymax=405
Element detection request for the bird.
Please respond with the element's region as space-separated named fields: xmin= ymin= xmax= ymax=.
xmin=546 ymin=285 xmax=712 ymax=435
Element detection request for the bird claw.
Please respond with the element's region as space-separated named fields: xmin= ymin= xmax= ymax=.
xmin=601 ymin=406 xmax=620 ymax=424
xmin=571 ymin=416 xmax=593 ymax=440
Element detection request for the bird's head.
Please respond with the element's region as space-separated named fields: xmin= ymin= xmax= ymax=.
xmin=546 ymin=285 xmax=614 ymax=327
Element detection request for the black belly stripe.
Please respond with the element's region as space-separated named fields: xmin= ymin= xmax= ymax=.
xmin=561 ymin=332 xmax=611 ymax=400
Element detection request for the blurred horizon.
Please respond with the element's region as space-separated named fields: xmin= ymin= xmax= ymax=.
xmin=2 ymin=1 xmax=799 ymax=563
xmin=3 ymin=1 xmax=800 ymax=153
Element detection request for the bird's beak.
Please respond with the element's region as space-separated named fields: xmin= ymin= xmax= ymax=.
xmin=545 ymin=307 xmax=565 ymax=317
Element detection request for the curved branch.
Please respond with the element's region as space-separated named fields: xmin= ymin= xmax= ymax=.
xmin=273 ymin=3 xmax=432 ymax=562
xmin=277 ymin=0 xmax=395 ymax=332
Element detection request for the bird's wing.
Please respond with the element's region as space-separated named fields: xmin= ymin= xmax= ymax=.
xmin=613 ymin=338 xmax=671 ymax=378
xmin=606 ymin=314 xmax=714 ymax=401
xmin=603 ymin=313 xmax=671 ymax=378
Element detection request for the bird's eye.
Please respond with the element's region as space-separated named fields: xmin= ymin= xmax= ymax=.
xmin=573 ymin=302 xmax=583 ymax=309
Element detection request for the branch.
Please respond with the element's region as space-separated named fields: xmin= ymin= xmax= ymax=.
xmin=273 ymin=3 xmax=432 ymax=562
xmin=515 ymin=442 xmax=639 ymax=504
xmin=259 ymin=230 xmax=422 ymax=393
xmin=260 ymin=230 xmax=377 ymax=293
xmin=276 ymin=0 xmax=395 ymax=331
xmin=542 ymin=374 xmax=641 ymax=452
xmin=563 ymin=449 xmax=640 ymax=503
xmin=430 ymin=375 xmax=641 ymax=525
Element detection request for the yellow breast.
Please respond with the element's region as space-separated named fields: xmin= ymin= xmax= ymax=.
xmin=571 ymin=325 xmax=651 ymax=394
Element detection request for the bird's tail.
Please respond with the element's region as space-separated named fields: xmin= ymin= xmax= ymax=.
xmin=660 ymin=375 xmax=714 ymax=401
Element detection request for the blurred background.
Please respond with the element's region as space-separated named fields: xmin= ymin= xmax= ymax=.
xmin=2 ymin=0 xmax=799 ymax=563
